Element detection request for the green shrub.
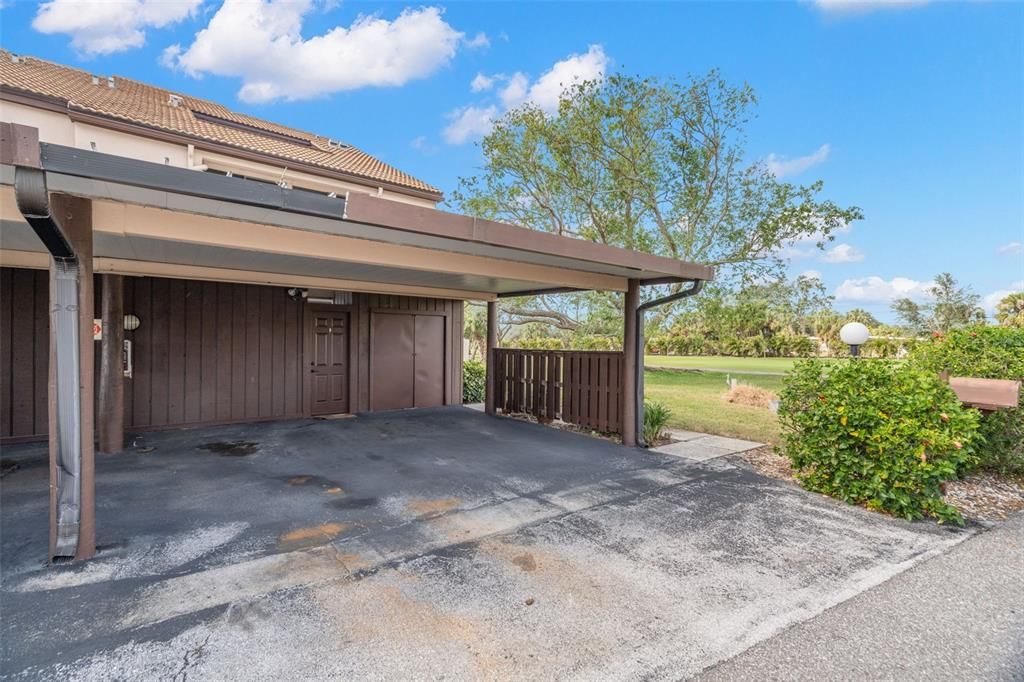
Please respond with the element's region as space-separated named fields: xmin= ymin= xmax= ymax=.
xmin=462 ymin=359 xmax=486 ymax=403
xmin=778 ymin=359 xmax=979 ymax=523
xmin=907 ymin=326 xmax=1024 ymax=475
xmin=574 ymin=335 xmax=620 ymax=351
xmin=643 ymin=401 xmax=672 ymax=445
xmin=516 ymin=337 xmax=565 ymax=350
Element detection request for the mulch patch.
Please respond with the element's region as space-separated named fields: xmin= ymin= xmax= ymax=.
xmin=742 ymin=446 xmax=796 ymax=483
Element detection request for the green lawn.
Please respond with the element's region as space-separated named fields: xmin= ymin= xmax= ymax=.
xmin=644 ymin=369 xmax=783 ymax=443
xmin=644 ymin=355 xmax=804 ymax=374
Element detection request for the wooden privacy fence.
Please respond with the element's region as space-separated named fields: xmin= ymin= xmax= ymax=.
xmin=492 ymin=349 xmax=624 ymax=434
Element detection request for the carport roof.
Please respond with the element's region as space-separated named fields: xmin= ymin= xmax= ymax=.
xmin=0 ymin=131 xmax=714 ymax=300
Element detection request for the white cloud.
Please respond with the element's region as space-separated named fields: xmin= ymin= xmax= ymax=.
xmin=166 ymin=0 xmax=462 ymax=103
xmin=470 ymin=72 xmax=495 ymax=92
xmin=524 ymin=44 xmax=608 ymax=113
xmin=983 ymin=281 xmax=1024 ymax=313
xmin=159 ymin=43 xmax=183 ymax=68
xmin=799 ymin=270 xmax=823 ymax=280
xmin=778 ymin=221 xmax=853 ymax=260
xmin=464 ymin=31 xmax=489 ymax=49
xmin=821 ymin=243 xmax=865 ymax=263
xmin=410 ymin=135 xmax=438 ymax=155
xmin=835 ymin=276 xmax=935 ymax=302
xmin=443 ymin=44 xmax=609 ymax=144
xmin=32 ymin=0 xmax=201 ymax=56
xmin=765 ymin=144 xmax=831 ymax=179
xmin=442 ymin=105 xmax=498 ymax=145
xmin=809 ymin=0 xmax=930 ymax=14
xmin=997 ymin=241 xmax=1023 ymax=255
xmin=498 ymin=72 xmax=530 ymax=109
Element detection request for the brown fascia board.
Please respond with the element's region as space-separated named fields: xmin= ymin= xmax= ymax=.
xmin=0 ymin=121 xmax=41 ymax=167
xmin=342 ymin=192 xmax=716 ymax=282
xmin=0 ymin=86 xmax=445 ymax=203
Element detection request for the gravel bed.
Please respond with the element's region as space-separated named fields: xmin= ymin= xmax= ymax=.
xmin=943 ymin=473 xmax=1024 ymax=523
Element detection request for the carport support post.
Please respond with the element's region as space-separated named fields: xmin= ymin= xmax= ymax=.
xmin=485 ymin=300 xmax=499 ymax=415
xmin=46 ymin=194 xmax=96 ymax=561
xmin=98 ymin=274 xmax=124 ymax=453
xmin=622 ymin=279 xmax=640 ymax=447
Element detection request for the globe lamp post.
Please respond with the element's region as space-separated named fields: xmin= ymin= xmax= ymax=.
xmin=839 ymin=322 xmax=870 ymax=358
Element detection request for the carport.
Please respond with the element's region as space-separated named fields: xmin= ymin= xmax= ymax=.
xmin=0 ymin=122 xmax=713 ymax=562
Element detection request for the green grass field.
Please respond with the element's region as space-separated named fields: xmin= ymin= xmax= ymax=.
xmin=644 ymin=368 xmax=784 ymax=443
xmin=644 ymin=355 xmax=804 ymax=374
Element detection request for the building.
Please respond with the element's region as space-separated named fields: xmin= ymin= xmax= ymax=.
xmin=0 ymin=51 xmax=713 ymax=560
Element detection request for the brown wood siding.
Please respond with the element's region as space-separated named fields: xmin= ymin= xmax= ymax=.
xmin=1 ymin=267 xmax=465 ymax=442
xmin=123 ymin=277 xmax=305 ymax=430
xmin=0 ymin=268 xmax=50 ymax=441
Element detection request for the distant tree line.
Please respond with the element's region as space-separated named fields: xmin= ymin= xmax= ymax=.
xmin=465 ymin=272 xmax=1020 ymax=359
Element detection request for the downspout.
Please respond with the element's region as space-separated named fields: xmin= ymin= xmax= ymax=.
xmin=14 ymin=164 xmax=84 ymax=558
xmin=635 ymin=279 xmax=704 ymax=447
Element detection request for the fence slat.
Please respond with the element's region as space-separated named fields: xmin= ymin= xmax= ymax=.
xmin=491 ymin=349 xmax=624 ymax=435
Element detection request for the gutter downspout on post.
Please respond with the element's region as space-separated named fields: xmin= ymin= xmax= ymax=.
xmin=635 ymin=280 xmax=704 ymax=447
xmin=485 ymin=300 xmax=499 ymax=415
xmin=622 ymin=280 xmax=641 ymax=447
xmin=5 ymin=122 xmax=95 ymax=560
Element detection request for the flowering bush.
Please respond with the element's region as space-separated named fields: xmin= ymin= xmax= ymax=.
xmin=778 ymin=359 xmax=979 ymax=523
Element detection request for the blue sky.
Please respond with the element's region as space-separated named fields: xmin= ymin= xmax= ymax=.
xmin=1 ymin=0 xmax=1021 ymax=322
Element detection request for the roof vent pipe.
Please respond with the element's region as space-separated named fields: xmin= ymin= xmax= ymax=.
xmin=634 ymin=279 xmax=704 ymax=447
xmin=107 ymin=76 xmax=115 ymax=88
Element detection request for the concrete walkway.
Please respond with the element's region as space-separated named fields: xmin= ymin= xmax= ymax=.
xmin=652 ymin=429 xmax=763 ymax=462
xmin=700 ymin=511 xmax=1024 ymax=681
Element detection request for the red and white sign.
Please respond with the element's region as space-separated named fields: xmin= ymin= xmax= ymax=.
xmin=93 ymin=319 xmax=102 ymax=341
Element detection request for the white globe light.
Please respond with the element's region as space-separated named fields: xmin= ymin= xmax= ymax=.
xmin=840 ymin=322 xmax=870 ymax=347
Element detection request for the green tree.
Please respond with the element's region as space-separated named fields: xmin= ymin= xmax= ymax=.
xmin=463 ymin=304 xmax=487 ymax=361
xmin=451 ymin=71 xmax=862 ymax=333
xmin=995 ymin=291 xmax=1024 ymax=328
xmin=843 ymin=308 xmax=881 ymax=327
xmin=892 ymin=273 xmax=986 ymax=334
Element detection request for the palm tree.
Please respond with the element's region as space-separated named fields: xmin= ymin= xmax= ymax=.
xmin=995 ymin=292 xmax=1024 ymax=328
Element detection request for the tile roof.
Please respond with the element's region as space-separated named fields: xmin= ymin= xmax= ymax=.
xmin=0 ymin=50 xmax=441 ymax=197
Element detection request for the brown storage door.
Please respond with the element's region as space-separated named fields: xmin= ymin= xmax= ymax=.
xmin=310 ymin=310 xmax=349 ymax=415
xmin=370 ymin=313 xmax=415 ymax=411
xmin=414 ymin=315 xmax=445 ymax=408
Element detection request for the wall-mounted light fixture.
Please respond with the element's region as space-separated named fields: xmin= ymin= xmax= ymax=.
xmin=123 ymin=314 xmax=141 ymax=331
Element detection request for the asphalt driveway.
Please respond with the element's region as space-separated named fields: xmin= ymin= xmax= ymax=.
xmin=1 ymin=407 xmax=969 ymax=680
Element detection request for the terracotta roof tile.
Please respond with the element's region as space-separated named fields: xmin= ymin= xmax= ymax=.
xmin=0 ymin=50 xmax=441 ymax=197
